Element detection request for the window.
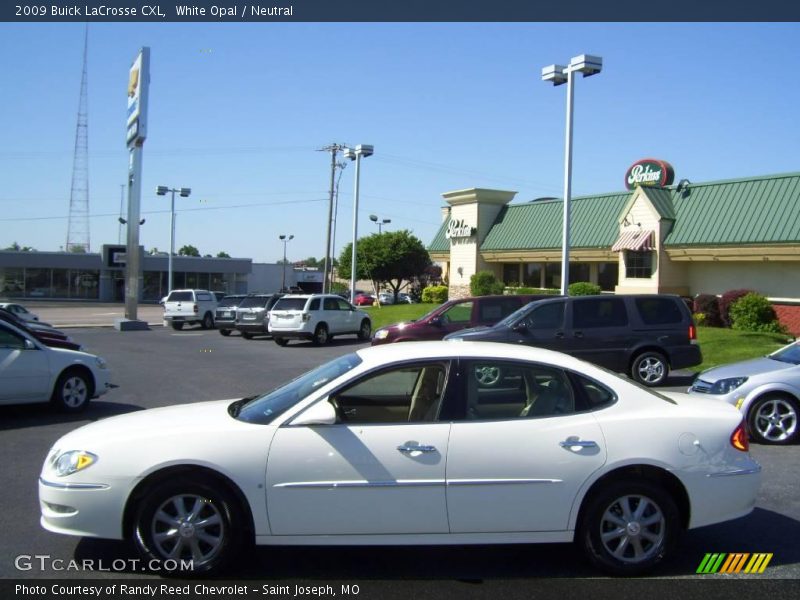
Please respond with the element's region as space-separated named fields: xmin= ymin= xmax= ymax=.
xmin=323 ymin=297 xmax=340 ymax=310
xmin=477 ymin=298 xmax=522 ymax=324
xmin=572 ymin=298 xmax=628 ymax=329
xmin=544 ymin=263 xmax=561 ymax=289
xmin=635 ymin=297 xmax=684 ymax=325
xmin=273 ymin=297 xmax=308 ymax=311
xmin=167 ymin=291 xmax=193 ymax=302
xmin=440 ymin=301 xmax=472 ymax=324
xmin=239 ymin=296 xmax=269 ymax=309
xmin=523 ymin=263 xmax=542 ymax=287
xmin=308 ymin=298 xmax=320 ymax=311
xmin=336 ymin=298 xmax=352 ymax=311
xmin=521 ymin=301 xmax=565 ymax=330
xmin=331 ymin=362 xmax=450 ymax=424
xmin=502 ymin=263 xmax=520 ymax=286
xmin=626 ymin=250 xmax=654 ymax=279
xmin=569 ymin=263 xmax=590 ymax=284
xmin=457 ymin=360 xmax=574 ymax=421
xmin=0 ymin=326 xmax=27 ymax=349
xmin=196 ymin=292 xmax=212 ymax=301
xmin=597 ymin=262 xmax=618 ymax=291
xmin=571 ymin=373 xmax=616 ymax=410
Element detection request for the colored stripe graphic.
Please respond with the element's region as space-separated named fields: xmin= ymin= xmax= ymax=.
xmin=696 ymin=553 xmax=773 ymax=574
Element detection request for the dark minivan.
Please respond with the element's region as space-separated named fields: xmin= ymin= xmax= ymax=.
xmin=444 ymin=294 xmax=701 ymax=387
xmin=371 ymin=294 xmax=552 ymax=345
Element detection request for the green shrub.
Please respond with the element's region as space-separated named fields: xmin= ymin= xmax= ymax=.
xmin=693 ymin=313 xmax=706 ymax=326
xmin=470 ymin=271 xmax=505 ymax=296
xmin=720 ymin=289 xmax=755 ymax=327
xmin=729 ymin=293 xmax=786 ymax=333
xmin=693 ymin=294 xmax=722 ymax=327
xmin=568 ymin=281 xmax=601 ymax=296
xmin=512 ymin=287 xmax=561 ymax=295
xmin=421 ymin=285 xmax=448 ymax=304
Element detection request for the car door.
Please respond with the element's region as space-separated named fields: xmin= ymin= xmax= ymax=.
xmin=0 ymin=325 xmax=51 ymax=403
xmin=567 ymin=297 xmax=632 ymax=371
xmin=266 ymin=360 xmax=453 ymax=535
xmin=444 ymin=359 xmax=607 ymax=533
xmin=336 ymin=297 xmax=359 ymax=333
xmin=509 ymin=300 xmax=572 ymax=354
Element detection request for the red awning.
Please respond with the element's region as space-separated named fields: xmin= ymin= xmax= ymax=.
xmin=611 ymin=229 xmax=655 ymax=252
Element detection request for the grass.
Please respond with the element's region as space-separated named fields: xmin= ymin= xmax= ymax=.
xmin=361 ymin=304 xmax=794 ymax=372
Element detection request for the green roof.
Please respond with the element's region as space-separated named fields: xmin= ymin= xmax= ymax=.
xmin=428 ymin=172 xmax=800 ymax=254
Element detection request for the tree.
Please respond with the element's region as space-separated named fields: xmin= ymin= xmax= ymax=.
xmin=4 ymin=242 xmax=36 ymax=252
xmin=216 ymin=251 xmax=231 ymax=258
xmin=338 ymin=230 xmax=431 ymax=299
xmin=178 ymin=244 xmax=200 ymax=257
xmin=302 ymin=257 xmax=320 ymax=268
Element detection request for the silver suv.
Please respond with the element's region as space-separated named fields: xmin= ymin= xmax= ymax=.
xmin=234 ymin=293 xmax=284 ymax=339
xmin=268 ymin=293 xmax=372 ymax=346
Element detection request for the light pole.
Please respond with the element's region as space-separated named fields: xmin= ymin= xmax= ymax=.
xmin=156 ymin=185 xmax=191 ymax=295
xmin=369 ymin=214 xmax=391 ymax=233
xmin=279 ymin=234 xmax=293 ymax=292
xmin=541 ymin=54 xmax=602 ymax=295
xmin=344 ymin=144 xmax=374 ymax=304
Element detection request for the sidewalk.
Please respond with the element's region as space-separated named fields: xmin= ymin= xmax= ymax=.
xmin=29 ymin=302 xmax=165 ymax=328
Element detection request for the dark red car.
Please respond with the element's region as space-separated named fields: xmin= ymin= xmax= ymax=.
xmin=0 ymin=308 xmax=82 ymax=351
xmin=354 ymin=294 xmax=375 ymax=306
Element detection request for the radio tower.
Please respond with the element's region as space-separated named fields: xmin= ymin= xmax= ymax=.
xmin=66 ymin=25 xmax=90 ymax=253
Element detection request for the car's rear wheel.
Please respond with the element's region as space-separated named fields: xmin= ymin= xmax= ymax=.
xmin=312 ymin=324 xmax=329 ymax=346
xmin=241 ymin=332 xmax=253 ymax=340
xmin=51 ymin=369 xmax=93 ymax=413
xmin=133 ymin=477 xmax=243 ymax=576
xmin=631 ymin=352 xmax=668 ymax=387
xmin=579 ymin=480 xmax=679 ymax=575
xmin=219 ymin=329 xmax=231 ymax=337
xmin=171 ymin=322 xmax=184 ymax=331
xmin=274 ymin=337 xmax=289 ymax=347
xmin=357 ymin=319 xmax=372 ymax=341
xmin=748 ymin=395 xmax=799 ymax=445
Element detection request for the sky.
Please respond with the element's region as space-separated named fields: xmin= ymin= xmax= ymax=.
xmin=1 ymin=22 xmax=799 ymax=264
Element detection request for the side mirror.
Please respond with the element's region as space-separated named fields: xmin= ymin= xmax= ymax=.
xmin=429 ymin=316 xmax=441 ymax=326
xmin=24 ymin=339 xmax=37 ymax=350
xmin=512 ymin=320 xmax=528 ymax=333
xmin=291 ymin=399 xmax=337 ymax=426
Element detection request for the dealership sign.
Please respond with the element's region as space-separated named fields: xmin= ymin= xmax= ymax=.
xmin=625 ymin=159 xmax=675 ymax=190
xmin=445 ymin=219 xmax=475 ymax=240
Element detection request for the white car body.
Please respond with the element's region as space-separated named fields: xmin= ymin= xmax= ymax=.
xmin=162 ymin=289 xmax=218 ymax=330
xmin=0 ymin=302 xmax=41 ymax=322
xmin=268 ymin=293 xmax=371 ymax=345
xmin=39 ymin=342 xmax=759 ymax=575
xmin=0 ymin=320 xmax=112 ymax=409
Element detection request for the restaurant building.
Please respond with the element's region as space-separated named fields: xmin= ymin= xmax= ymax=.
xmin=429 ymin=166 xmax=800 ymax=332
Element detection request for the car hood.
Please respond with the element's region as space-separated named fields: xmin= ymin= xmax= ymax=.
xmin=55 ymin=399 xmax=243 ymax=448
xmin=698 ymin=356 xmax=794 ymax=382
xmin=445 ymin=325 xmax=499 ymax=340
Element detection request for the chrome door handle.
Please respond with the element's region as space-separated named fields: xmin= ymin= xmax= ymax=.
xmin=559 ymin=439 xmax=598 ymax=448
xmin=397 ymin=445 xmax=437 ymax=453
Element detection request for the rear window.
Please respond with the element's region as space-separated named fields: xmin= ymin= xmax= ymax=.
xmin=167 ymin=291 xmax=193 ymax=302
xmin=273 ymin=298 xmax=308 ymax=311
xmin=239 ymin=296 xmax=269 ymax=309
xmin=218 ymin=296 xmax=243 ymax=308
xmin=635 ymin=297 xmax=684 ymax=325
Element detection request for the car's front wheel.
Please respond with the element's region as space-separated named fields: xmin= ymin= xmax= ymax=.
xmin=51 ymin=369 xmax=93 ymax=412
xmin=748 ymin=395 xmax=799 ymax=445
xmin=133 ymin=477 xmax=243 ymax=576
xmin=219 ymin=329 xmax=231 ymax=337
xmin=631 ymin=351 xmax=668 ymax=387
xmin=578 ymin=480 xmax=679 ymax=575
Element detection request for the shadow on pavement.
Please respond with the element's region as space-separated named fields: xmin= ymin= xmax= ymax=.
xmin=0 ymin=400 xmax=144 ymax=432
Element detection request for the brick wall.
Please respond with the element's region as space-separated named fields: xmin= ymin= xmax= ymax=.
xmin=773 ymin=303 xmax=800 ymax=336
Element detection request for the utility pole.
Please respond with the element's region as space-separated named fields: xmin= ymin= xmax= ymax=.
xmin=319 ymin=143 xmax=347 ymax=293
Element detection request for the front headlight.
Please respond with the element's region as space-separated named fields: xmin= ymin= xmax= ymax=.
xmin=54 ymin=451 xmax=98 ymax=477
xmin=374 ymin=329 xmax=389 ymax=340
xmin=709 ymin=377 xmax=748 ymax=394
xmin=95 ymin=356 xmax=107 ymax=370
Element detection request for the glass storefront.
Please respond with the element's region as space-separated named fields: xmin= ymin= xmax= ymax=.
xmin=0 ymin=267 xmax=99 ymax=299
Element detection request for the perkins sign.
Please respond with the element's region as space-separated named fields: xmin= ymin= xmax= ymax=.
xmin=445 ymin=219 xmax=475 ymax=240
xmin=625 ymin=159 xmax=675 ymax=190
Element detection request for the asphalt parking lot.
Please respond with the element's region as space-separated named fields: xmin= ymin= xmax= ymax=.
xmin=1 ymin=317 xmax=798 ymax=593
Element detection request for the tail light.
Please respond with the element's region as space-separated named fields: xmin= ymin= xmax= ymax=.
xmin=302 ymin=312 xmax=311 ymax=322
xmin=688 ymin=324 xmax=697 ymax=340
xmin=730 ymin=420 xmax=749 ymax=452
xmin=193 ymin=303 xmax=199 ymax=314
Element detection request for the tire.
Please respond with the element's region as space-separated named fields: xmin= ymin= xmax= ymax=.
xmin=747 ymin=395 xmax=799 ymax=445
xmin=357 ymin=319 xmax=372 ymax=341
xmin=274 ymin=337 xmax=289 ymax=347
xmin=312 ymin=324 xmax=329 ymax=346
xmin=201 ymin=313 xmax=214 ymax=330
xmin=133 ymin=477 xmax=243 ymax=576
xmin=241 ymin=331 xmax=253 ymax=340
xmin=219 ymin=329 xmax=231 ymax=337
xmin=631 ymin=351 xmax=668 ymax=387
xmin=171 ymin=322 xmax=184 ymax=331
xmin=578 ymin=480 xmax=679 ymax=576
xmin=51 ymin=369 xmax=93 ymax=413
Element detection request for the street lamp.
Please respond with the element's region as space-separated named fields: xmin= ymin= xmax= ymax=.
xmin=541 ymin=54 xmax=602 ymax=295
xmin=343 ymin=144 xmax=374 ymax=304
xmin=369 ymin=214 xmax=391 ymax=233
xmin=279 ymin=234 xmax=294 ymax=292
xmin=156 ymin=185 xmax=191 ymax=294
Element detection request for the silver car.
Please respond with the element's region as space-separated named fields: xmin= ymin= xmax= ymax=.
xmin=689 ymin=341 xmax=800 ymax=445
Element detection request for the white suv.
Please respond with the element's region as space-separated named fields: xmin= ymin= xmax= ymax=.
xmin=163 ymin=289 xmax=218 ymax=331
xmin=268 ymin=294 xmax=371 ymax=346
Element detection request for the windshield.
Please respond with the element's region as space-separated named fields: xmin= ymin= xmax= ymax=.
xmin=770 ymin=342 xmax=800 ymax=365
xmin=497 ymin=302 xmax=536 ymax=328
xmin=235 ymin=353 xmax=363 ymax=424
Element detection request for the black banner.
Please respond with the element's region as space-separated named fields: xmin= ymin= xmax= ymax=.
xmin=3 ymin=0 xmax=800 ymax=22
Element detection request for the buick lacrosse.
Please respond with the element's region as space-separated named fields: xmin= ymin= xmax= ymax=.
xmin=40 ymin=342 xmax=760 ymax=575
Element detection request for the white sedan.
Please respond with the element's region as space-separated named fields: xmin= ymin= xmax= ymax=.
xmin=1 ymin=320 xmax=113 ymax=411
xmin=0 ymin=302 xmax=42 ymax=323
xmin=40 ymin=342 xmax=760 ymax=576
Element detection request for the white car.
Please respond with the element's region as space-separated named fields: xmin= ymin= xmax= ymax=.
xmin=162 ymin=289 xmax=218 ymax=331
xmin=268 ymin=293 xmax=371 ymax=346
xmin=39 ymin=342 xmax=760 ymax=576
xmin=0 ymin=302 xmax=42 ymax=323
xmin=1 ymin=320 xmax=112 ymax=411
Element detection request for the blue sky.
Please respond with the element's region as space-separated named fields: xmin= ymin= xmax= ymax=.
xmin=1 ymin=22 xmax=798 ymax=263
